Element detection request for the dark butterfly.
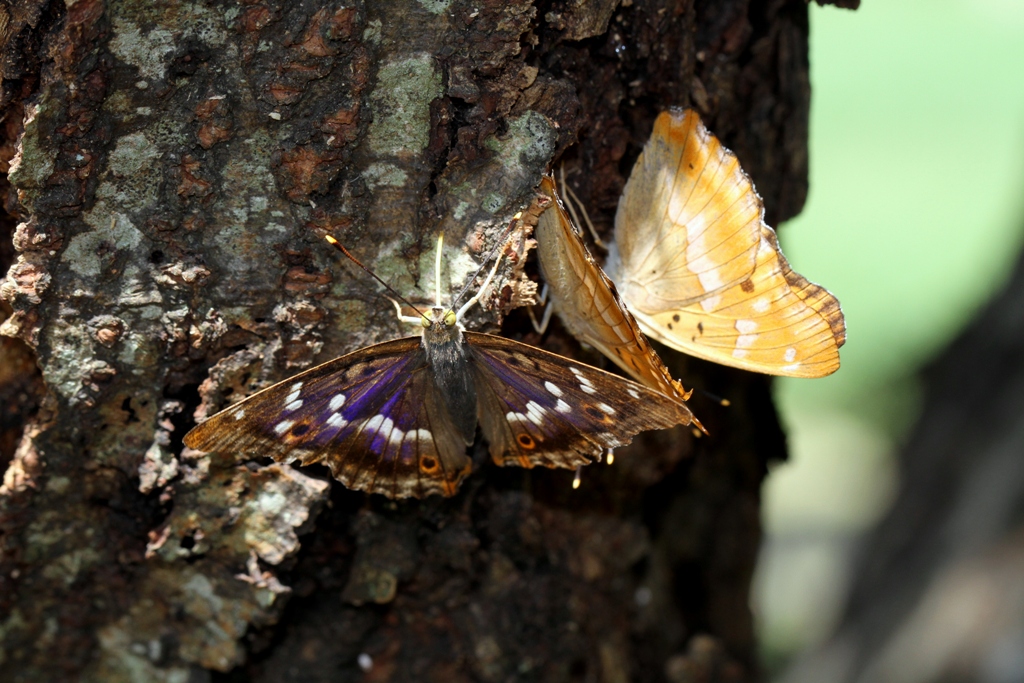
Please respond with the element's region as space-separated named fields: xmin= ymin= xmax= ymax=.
xmin=185 ymin=233 xmax=696 ymax=498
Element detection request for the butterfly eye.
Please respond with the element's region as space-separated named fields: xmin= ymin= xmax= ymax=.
xmin=444 ymin=310 xmax=456 ymax=327
xmin=420 ymin=315 xmax=431 ymax=328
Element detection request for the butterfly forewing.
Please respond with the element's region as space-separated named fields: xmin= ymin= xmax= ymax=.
xmin=465 ymin=332 xmax=693 ymax=469
xmin=184 ymin=337 xmax=473 ymax=498
xmin=535 ymin=176 xmax=693 ymax=402
xmin=611 ymin=109 xmax=762 ymax=310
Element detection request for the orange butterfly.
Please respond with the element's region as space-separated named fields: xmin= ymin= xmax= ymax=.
xmin=541 ymin=109 xmax=845 ymax=379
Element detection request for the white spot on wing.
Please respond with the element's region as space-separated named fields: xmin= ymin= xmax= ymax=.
xmin=544 ymin=381 xmax=563 ymax=397
xmin=233 ymin=408 xmax=246 ymax=421
xmin=598 ymin=403 xmax=615 ymax=415
xmin=689 ymin=254 xmax=724 ymax=293
xmin=285 ymin=381 xmax=303 ymax=404
xmin=274 ymin=420 xmax=295 ymax=435
xmin=327 ymin=413 xmax=348 ymax=429
xmin=363 ymin=414 xmax=393 ymax=435
xmin=329 ymin=394 xmax=347 ymax=411
xmin=406 ymin=428 xmax=433 ymax=445
xmin=735 ymin=319 xmax=758 ymax=334
xmin=784 ymin=348 xmax=797 ymax=362
xmin=525 ymin=401 xmax=547 ymax=426
xmin=570 ymin=367 xmax=589 ymax=381
xmin=284 ymin=399 xmax=303 ymax=412
xmin=627 ymin=387 xmax=640 ymax=399
xmin=783 ymin=362 xmax=802 ymax=372
xmin=753 ymin=298 xmax=770 ymax=313
xmin=555 ymin=399 xmax=571 ymax=413
xmin=735 ymin=334 xmax=758 ymax=350
xmin=699 ymin=294 xmax=722 ymax=313
xmin=570 ymin=367 xmax=597 ymax=393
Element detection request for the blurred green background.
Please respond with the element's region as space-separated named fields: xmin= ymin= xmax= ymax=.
xmin=753 ymin=0 xmax=1024 ymax=673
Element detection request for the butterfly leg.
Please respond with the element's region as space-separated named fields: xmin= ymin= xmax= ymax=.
xmin=390 ymin=298 xmax=425 ymax=326
xmin=527 ymin=284 xmax=555 ymax=335
xmin=559 ymin=165 xmax=607 ymax=250
xmin=455 ymin=239 xmax=507 ymax=321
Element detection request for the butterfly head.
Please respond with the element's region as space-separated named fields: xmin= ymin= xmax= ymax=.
xmin=421 ymin=304 xmax=463 ymax=346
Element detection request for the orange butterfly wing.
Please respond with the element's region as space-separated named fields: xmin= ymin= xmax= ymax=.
xmin=610 ymin=109 xmax=845 ymax=378
xmin=534 ymin=176 xmax=696 ymax=408
xmin=630 ymin=226 xmax=846 ymax=377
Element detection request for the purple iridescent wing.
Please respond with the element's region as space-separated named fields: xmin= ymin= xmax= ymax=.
xmin=465 ymin=331 xmax=695 ymax=470
xmin=184 ymin=337 xmax=472 ymax=499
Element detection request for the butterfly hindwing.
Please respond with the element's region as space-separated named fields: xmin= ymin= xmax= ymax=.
xmin=465 ymin=331 xmax=693 ymax=469
xmin=632 ymin=226 xmax=847 ymax=377
xmin=184 ymin=337 xmax=473 ymax=498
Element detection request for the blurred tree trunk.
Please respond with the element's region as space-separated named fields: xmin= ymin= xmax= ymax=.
xmin=0 ymin=1 xmax=831 ymax=681
xmin=781 ymin=227 xmax=1024 ymax=683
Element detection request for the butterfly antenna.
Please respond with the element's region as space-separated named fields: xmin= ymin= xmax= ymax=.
xmin=435 ymin=233 xmax=444 ymax=307
xmin=449 ymin=211 xmax=523 ymax=311
xmin=324 ymin=235 xmax=425 ymax=317
xmin=691 ymin=385 xmax=730 ymax=407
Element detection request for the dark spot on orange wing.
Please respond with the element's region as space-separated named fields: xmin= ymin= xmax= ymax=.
xmin=420 ymin=455 xmax=438 ymax=472
xmin=740 ymin=279 xmax=755 ymax=293
xmin=688 ymin=163 xmax=694 ymax=170
xmin=673 ymin=314 xmax=680 ymax=322
xmin=667 ymin=322 xmax=673 ymax=330
xmin=291 ymin=423 xmax=310 ymax=437
xmin=517 ymin=433 xmax=535 ymax=449
xmin=697 ymin=322 xmax=704 ymax=334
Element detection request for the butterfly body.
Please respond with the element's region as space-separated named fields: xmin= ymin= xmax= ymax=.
xmin=420 ymin=306 xmax=478 ymax=445
xmin=185 ymin=259 xmax=696 ymax=498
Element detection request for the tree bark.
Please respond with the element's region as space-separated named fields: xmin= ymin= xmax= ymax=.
xmin=0 ymin=1 xmax=815 ymax=681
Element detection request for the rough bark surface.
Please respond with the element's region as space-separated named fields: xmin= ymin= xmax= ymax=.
xmin=0 ymin=1 xmax=814 ymax=681
xmin=781 ymin=234 xmax=1024 ymax=683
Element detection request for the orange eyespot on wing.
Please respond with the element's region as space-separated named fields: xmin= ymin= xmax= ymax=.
xmin=610 ymin=108 xmax=845 ymax=377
